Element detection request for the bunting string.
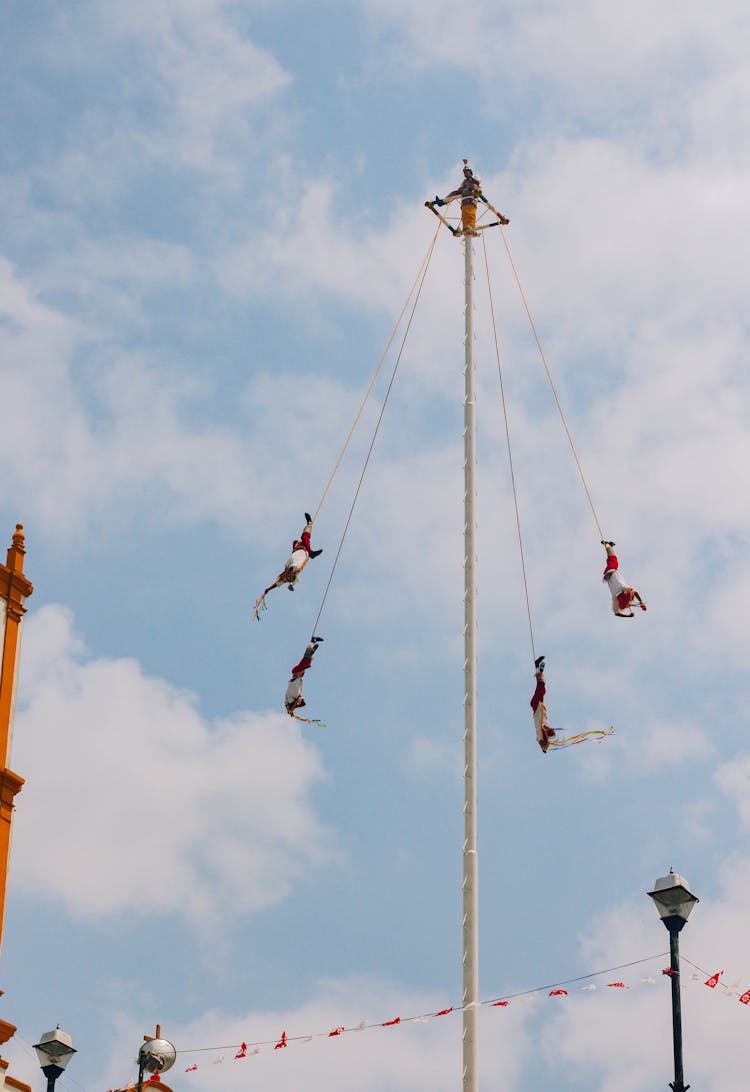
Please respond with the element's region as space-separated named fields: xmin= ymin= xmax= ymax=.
xmin=161 ymin=951 xmax=750 ymax=1074
xmin=54 ymin=951 xmax=747 ymax=1090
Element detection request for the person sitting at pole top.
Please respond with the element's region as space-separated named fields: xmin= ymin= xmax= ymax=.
xmin=284 ymin=636 xmax=323 ymax=716
xmin=263 ymin=513 xmax=322 ymax=597
xmin=530 ymin=655 xmax=556 ymax=754
xmin=432 ymin=161 xmax=510 ymax=235
xmin=601 ymin=541 xmax=647 ymax=618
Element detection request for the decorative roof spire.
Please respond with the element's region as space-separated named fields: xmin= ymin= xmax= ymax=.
xmin=6 ymin=525 xmax=27 ymax=575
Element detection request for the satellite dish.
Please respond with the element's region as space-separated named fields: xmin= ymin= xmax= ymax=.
xmin=138 ymin=1039 xmax=176 ymax=1074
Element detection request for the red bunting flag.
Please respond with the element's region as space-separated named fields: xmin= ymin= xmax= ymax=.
xmin=662 ymin=968 xmax=677 ymax=977
xmin=328 ymin=1027 xmax=345 ymax=1037
xmin=274 ymin=1032 xmax=288 ymax=1050
xmin=382 ymin=1017 xmax=401 ymax=1027
xmin=185 ymin=1065 xmax=198 ymax=1073
xmin=705 ymin=971 xmax=723 ymax=989
xmin=235 ymin=1042 xmax=247 ymax=1059
xmin=549 ymin=989 xmax=568 ymax=997
xmin=739 ymin=989 xmax=750 ymax=1006
xmin=434 ymin=1007 xmax=453 ymax=1017
xmin=492 ymin=1000 xmax=509 ymax=1007
xmin=607 ymin=982 xmax=628 ymax=988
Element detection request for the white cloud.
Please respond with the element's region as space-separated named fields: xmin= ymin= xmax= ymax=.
xmin=0 ymin=259 xmax=292 ymax=536
xmin=11 ymin=604 xmax=337 ymax=924
xmin=116 ymin=0 xmax=291 ymax=173
xmin=358 ymin=0 xmax=750 ymax=141
xmin=408 ymin=735 xmax=462 ymax=779
xmin=36 ymin=236 xmax=197 ymax=330
xmin=216 ymin=176 xmax=438 ymax=313
xmin=30 ymin=0 xmax=292 ymax=193
xmin=679 ymin=798 xmax=719 ymax=846
xmin=714 ymin=753 xmax=750 ymax=828
xmin=591 ymin=715 xmax=714 ymax=776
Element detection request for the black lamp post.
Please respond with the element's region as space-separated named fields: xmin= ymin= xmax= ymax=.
xmin=647 ymin=869 xmax=699 ymax=1092
xmin=33 ymin=1027 xmax=76 ymax=1092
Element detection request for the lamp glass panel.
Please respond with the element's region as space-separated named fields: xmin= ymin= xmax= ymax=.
xmin=649 ymin=877 xmax=698 ymax=922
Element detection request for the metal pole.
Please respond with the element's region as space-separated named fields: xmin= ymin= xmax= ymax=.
xmin=40 ymin=1065 xmax=63 ymax=1092
xmin=462 ymin=231 xmax=479 ymax=1092
xmin=668 ymin=925 xmax=689 ymax=1092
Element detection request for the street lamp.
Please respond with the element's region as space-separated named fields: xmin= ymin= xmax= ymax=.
xmin=136 ymin=1028 xmax=176 ymax=1092
xmin=648 ymin=869 xmax=699 ymax=1092
xmin=33 ymin=1027 xmax=76 ymax=1092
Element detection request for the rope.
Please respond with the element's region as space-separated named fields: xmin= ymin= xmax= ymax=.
xmin=481 ymin=234 xmax=536 ymax=663
xmin=309 ymin=230 xmax=439 ymax=640
xmin=496 ymin=228 xmax=605 ymax=542
xmin=311 ymin=223 xmax=442 ymax=526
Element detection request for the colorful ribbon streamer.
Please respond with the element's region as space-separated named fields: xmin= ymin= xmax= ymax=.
xmin=252 ymin=593 xmax=268 ymax=622
xmin=548 ymin=726 xmax=615 ymax=750
xmin=290 ymin=712 xmax=326 ymax=728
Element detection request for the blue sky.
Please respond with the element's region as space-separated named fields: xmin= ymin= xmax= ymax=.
xmin=2 ymin=2 xmax=750 ymax=1090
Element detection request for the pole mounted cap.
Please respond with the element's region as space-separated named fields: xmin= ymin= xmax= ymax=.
xmin=648 ymin=871 xmax=699 ymax=926
xmin=34 ymin=1027 xmax=77 ymax=1072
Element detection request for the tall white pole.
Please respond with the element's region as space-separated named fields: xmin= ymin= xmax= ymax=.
xmin=462 ymin=231 xmax=479 ymax=1092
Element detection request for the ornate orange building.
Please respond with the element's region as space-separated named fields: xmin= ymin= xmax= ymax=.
xmin=0 ymin=525 xmax=34 ymax=1092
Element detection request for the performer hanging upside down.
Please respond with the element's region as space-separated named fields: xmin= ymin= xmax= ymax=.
xmin=267 ymin=513 xmax=322 ymax=595
xmin=253 ymin=514 xmax=322 ymax=619
xmin=284 ymin=636 xmax=323 ymax=717
xmin=530 ymin=655 xmax=556 ymax=753
xmin=601 ymin=541 xmax=647 ymax=618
